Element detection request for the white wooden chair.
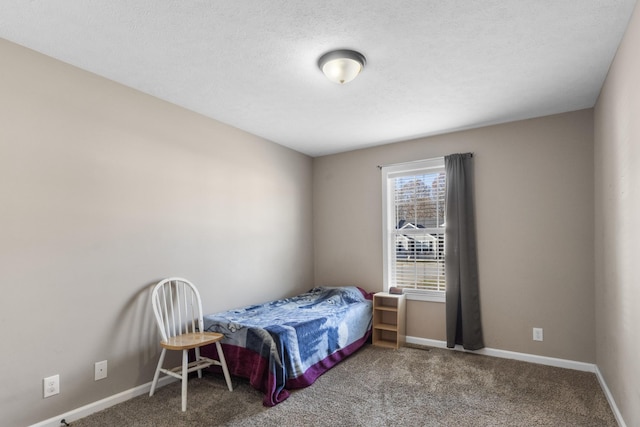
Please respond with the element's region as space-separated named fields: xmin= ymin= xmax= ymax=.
xmin=149 ymin=277 xmax=233 ymax=411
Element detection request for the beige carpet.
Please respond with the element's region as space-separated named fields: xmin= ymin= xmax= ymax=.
xmin=71 ymin=344 xmax=616 ymax=426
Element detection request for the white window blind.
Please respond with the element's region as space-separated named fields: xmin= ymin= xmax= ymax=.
xmin=382 ymin=158 xmax=446 ymax=300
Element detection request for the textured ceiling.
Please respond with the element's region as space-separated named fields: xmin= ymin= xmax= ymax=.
xmin=0 ymin=1 xmax=636 ymax=156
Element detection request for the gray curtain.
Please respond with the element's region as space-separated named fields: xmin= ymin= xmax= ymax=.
xmin=445 ymin=153 xmax=484 ymax=350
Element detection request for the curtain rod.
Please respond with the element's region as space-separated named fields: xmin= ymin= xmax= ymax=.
xmin=377 ymin=153 xmax=472 ymax=169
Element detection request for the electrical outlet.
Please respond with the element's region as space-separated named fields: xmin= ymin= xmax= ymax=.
xmin=43 ymin=374 xmax=60 ymax=398
xmin=533 ymin=327 xmax=544 ymax=341
xmin=95 ymin=360 xmax=108 ymax=381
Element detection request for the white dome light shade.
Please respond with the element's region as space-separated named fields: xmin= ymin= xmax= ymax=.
xmin=318 ymin=50 xmax=366 ymax=84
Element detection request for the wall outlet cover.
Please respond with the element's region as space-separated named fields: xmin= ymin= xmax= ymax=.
xmin=43 ymin=374 xmax=60 ymax=398
xmin=95 ymin=360 xmax=108 ymax=381
xmin=533 ymin=328 xmax=544 ymax=341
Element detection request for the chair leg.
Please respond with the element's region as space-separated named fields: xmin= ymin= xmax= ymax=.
xmin=149 ymin=348 xmax=166 ymax=397
xmin=195 ymin=347 xmax=203 ymax=379
xmin=216 ymin=341 xmax=233 ymax=392
xmin=181 ymin=349 xmax=188 ymax=412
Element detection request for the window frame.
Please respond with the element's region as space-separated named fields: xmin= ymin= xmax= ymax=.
xmin=381 ymin=158 xmax=446 ymax=303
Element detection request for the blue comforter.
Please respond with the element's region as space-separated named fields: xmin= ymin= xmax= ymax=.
xmin=202 ymin=286 xmax=372 ymax=405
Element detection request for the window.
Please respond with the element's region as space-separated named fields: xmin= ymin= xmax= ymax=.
xmin=382 ymin=158 xmax=446 ymax=302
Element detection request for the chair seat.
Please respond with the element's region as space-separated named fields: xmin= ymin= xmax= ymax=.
xmin=160 ymin=332 xmax=224 ymax=350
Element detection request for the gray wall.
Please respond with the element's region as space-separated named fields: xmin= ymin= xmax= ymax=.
xmin=314 ymin=109 xmax=595 ymax=362
xmin=594 ymin=1 xmax=640 ymax=425
xmin=0 ymin=39 xmax=314 ymax=427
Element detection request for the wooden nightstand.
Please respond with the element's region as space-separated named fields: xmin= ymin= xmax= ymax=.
xmin=372 ymin=292 xmax=406 ymax=349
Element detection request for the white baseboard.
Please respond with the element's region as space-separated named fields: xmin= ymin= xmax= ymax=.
xmin=30 ymin=376 xmax=177 ymax=427
xmin=406 ymin=336 xmax=596 ymax=371
xmin=595 ymin=366 xmax=627 ymax=427
xmin=406 ymin=336 xmax=626 ymax=426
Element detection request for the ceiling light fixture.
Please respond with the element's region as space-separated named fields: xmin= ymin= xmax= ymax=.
xmin=318 ymin=49 xmax=366 ymax=84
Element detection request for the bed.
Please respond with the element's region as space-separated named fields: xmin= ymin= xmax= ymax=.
xmin=201 ymin=286 xmax=373 ymax=406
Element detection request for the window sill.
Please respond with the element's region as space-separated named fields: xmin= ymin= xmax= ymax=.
xmin=401 ymin=290 xmax=445 ymax=303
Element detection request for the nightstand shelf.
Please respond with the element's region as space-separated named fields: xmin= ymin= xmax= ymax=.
xmin=372 ymin=292 xmax=406 ymax=349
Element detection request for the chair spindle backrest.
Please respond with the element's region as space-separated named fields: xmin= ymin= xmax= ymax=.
xmin=151 ymin=278 xmax=205 ymax=342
